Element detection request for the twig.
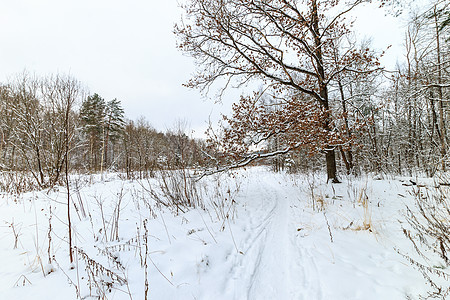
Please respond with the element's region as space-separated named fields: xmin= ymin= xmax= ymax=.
xmin=323 ymin=212 xmax=333 ymax=243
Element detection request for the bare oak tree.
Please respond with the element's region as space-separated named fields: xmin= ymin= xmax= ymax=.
xmin=176 ymin=0 xmax=381 ymax=182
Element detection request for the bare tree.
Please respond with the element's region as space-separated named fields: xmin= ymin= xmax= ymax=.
xmin=176 ymin=0 xmax=382 ymax=182
xmin=49 ymin=74 xmax=82 ymax=264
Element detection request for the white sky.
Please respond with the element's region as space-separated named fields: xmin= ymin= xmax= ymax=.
xmin=0 ymin=0 xmax=407 ymax=138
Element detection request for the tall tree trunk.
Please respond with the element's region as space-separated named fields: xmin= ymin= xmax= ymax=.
xmin=434 ymin=5 xmax=446 ymax=171
xmin=90 ymin=134 xmax=94 ymax=173
xmin=100 ymin=127 xmax=105 ymax=177
xmin=64 ymin=92 xmax=73 ymax=264
xmin=34 ymin=142 xmax=46 ymax=187
xmin=312 ymin=0 xmax=339 ymax=182
xmin=337 ymin=78 xmax=354 ymax=174
xmin=104 ymin=128 xmax=109 ymax=170
xmin=326 ymin=149 xmax=338 ymax=182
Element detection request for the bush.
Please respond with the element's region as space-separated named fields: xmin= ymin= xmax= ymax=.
xmin=400 ymin=175 xmax=450 ymax=299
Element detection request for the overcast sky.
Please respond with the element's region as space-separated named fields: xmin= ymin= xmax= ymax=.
xmin=0 ymin=0 xmax=408 ymax=138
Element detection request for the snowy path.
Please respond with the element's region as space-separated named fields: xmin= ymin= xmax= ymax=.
xmin=226 ymin=175 xmax=322 ymax=300
xmin=217 ymin=171 xmax=425 ymax=300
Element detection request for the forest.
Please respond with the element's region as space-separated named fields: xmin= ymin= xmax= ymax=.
xmin=0 ymin=0 xmax=449 ymax=299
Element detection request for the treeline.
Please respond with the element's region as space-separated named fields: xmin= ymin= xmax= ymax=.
xmin=376 ymin=4 xmax=449 ymax=177
xmin=0 ymin=73 xmax=206 ymax=190
xmin=261 ymin=2 xmax=449 ymax=177
xmin=344 ymin=2 xmax=449 ymax=177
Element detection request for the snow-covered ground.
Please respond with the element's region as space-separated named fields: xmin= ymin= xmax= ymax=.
xmin=0 ymin=168 xmax=434 ymax=299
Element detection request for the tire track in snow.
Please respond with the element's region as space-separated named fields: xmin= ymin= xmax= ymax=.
xmin=225 ymin=175 xmax=323 ymax=300
xmin=224 ymin=174 xmax=324 ymax=300
xmin=245 ymin=181 xmax=289 ymax=300
xmin=294 ymin=245 xmax=323 ymax=299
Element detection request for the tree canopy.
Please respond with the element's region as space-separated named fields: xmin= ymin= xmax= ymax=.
xmin=176 ymin=0 xmax=382 ymax=181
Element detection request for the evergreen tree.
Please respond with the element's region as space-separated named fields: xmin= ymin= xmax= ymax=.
xmin=103 ymin=98 xmax=125 ymax=169
xmin=105 ymin=98 xmax=125 ymax=142
xmin=80 ymin=93 xmax=106 ymax=171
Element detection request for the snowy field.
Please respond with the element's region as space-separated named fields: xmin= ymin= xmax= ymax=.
xmin=0 ymin=167 xmax=436 ymax=299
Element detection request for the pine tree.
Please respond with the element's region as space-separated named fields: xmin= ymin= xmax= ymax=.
xmin=103 ymin=98 xmax=125 ymax=169
xmin=80 ymin=93 xmax=106 ymax=171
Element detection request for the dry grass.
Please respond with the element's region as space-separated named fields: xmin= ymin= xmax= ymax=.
xmin=342 ymin=185 xmax=374 ymax=233
xmin=400 ymin=178 xmax=450 ymax=299
xmin=316 ymin=195 xmax=326 ymax=212
xmin=358 ymin=187 xmax=373 ymax=232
